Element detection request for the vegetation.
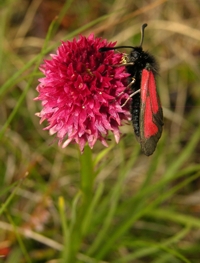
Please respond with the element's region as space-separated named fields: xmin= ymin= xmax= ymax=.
xmin=1 ymin=0 xmax=200 ymax=262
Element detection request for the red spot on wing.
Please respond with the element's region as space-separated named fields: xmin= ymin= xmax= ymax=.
xmin=141 ymin=69 xmax=160 ymax=138
xmin=144 ymin=96 xmax=159 ymax=138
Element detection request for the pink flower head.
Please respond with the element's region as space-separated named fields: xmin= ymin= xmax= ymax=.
xmin=35 ymin=34 xmax=130 ymax=152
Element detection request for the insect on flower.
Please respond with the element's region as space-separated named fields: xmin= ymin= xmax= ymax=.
xmin=99 ymin=23 xmax=163 ymax=156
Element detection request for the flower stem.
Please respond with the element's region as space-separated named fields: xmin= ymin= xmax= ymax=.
xmin=79 ymin=145 xmax=95 ymax=205
xmin=63 ymin=146 xmax=95 ymax=262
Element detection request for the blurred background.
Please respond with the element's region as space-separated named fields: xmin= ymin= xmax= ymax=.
xmin=1 ymin=0 xmax=200 ymax=262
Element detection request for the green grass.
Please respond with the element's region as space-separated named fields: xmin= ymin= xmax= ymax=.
xmin=1 ymin=0 xmax=200 ymax=262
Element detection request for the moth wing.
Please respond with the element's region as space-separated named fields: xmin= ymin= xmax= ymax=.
xmin=139 ymin=69 xmax=163 ymax=156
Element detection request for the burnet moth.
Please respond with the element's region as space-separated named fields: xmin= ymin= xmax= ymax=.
xmin=99 ymin=23 xmax=163 ymax=156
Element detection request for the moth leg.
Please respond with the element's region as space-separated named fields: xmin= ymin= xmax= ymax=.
xmin=117 ymin=77 xmax=140 ymax=107
xmin=116 ymin=77 xmax=136 ymax=98
xmin=121 ymin=89 xmax=140 ymax=107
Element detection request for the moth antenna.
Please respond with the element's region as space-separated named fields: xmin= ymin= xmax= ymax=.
xmin=99 ymin=23 xmax=148 ymax=53
xmin=99 ymin=46 xmax=133 ymax=52
xmin=139 ymin=23 xmax=148 ymax=47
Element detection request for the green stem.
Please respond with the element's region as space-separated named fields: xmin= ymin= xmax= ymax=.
xmin=79 ymin=145 xmax=95 ymax=205
xmin=63 ymin=146 xmax=95 ymax=262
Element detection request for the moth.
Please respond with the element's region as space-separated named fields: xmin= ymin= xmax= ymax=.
xmin=99 ymin=24 xmax=163 ymax=156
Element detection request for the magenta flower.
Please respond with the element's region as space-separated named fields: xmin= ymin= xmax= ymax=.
xmin=35 ymin=34 xmax=130 ymax=152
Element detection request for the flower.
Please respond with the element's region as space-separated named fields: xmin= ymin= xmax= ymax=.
xmin=35 ymin=34 xmax=130 ymax=152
